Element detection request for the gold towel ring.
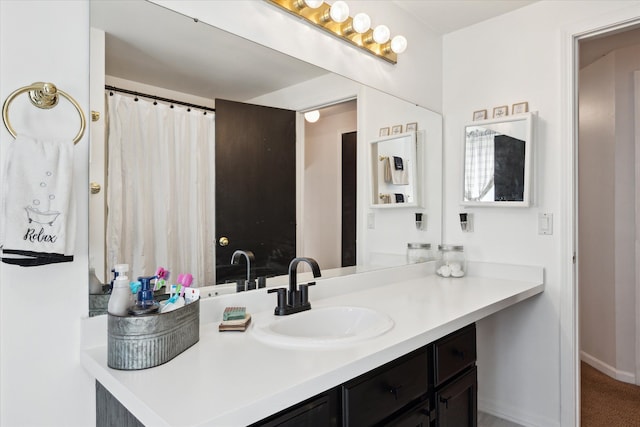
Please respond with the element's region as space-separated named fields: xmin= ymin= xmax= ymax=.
xmin=2 ymin=82 xmax=86 ymax=145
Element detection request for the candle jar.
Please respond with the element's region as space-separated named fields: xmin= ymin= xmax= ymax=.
xmin=406 ymin=243 xmax=433 ymax=264
xmin=436 ymin=244 xmax=465 ymax=277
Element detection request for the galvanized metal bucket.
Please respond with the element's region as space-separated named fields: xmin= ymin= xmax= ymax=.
xmin=107 ymin=299 xmax=200 ymax=370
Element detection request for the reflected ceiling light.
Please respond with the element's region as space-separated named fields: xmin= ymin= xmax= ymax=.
xmin=267 ymin=0 xmax=407 ymax=64
xmin=372 ymin=25 xmax=390 ymax=44
xmin=352 ymin=13 xmax=371 ymax=34
xmin=304 ymin=110 xmax=320 ymax=123
xmin=329 ymin=1 xmax=349 ymax=23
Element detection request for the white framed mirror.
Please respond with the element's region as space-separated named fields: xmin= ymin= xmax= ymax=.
xmin=370 ymin=131 xmax=420 ymax=208
xmin=462 ymin=112 xmax=533 ymax=207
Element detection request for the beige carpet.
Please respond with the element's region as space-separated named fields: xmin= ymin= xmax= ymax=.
xmin=581 ymin=362 xmax=640 ymax=426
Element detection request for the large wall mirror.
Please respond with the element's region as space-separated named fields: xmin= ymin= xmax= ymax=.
xmin=89 ymin=0 xmax=443 ymax=311
xmin=462 ymin=113 xmax=534 ymax=207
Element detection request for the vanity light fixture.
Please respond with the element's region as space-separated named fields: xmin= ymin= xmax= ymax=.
xmin=266 ymin=0 xmax=406 ymax=64
xmin=304 ymin=110 xmax=320 ymax=123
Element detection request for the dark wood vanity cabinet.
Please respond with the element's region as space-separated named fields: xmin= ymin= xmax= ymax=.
xmin=98 ymin=324 xmax=477 ymax=427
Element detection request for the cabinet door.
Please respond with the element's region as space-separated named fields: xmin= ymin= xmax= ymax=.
xmin=435 ymin=366 xmax=477 ymax=427
xmin=252 ymin=389 xmax=339 ymax=427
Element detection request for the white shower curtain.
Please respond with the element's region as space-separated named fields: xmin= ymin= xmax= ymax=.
xmin=106 ymin=92 xmax=215 ymax=286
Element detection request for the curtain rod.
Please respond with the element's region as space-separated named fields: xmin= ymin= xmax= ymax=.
xmin=105 ymin=85 xmax=215 ymax=113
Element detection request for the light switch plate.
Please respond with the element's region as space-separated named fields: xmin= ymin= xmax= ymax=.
xmin=367 ymin=212 xmax=375 ymax=229
xmin=538 ymin=213 xmax=553 ymax=235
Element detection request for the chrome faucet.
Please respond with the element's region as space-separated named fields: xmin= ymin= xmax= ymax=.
xmin=269 ymin=257 xmax=321 ymax=316
xmin=230 ymin=250 xmax=255 ymax=291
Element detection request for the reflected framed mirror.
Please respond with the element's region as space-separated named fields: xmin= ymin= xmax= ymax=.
xmin=462 ymin=112 xmax=534 ymax=207
xmin=370 ymin=131 xmax=420 ymax=208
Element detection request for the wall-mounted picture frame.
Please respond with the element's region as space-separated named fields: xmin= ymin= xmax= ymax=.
xmin=406 ymin=122 xmax=418 ymax=132
xmin=391 ymin=124 xmax=403 ymax=134
xmin=379 ymin=127 xmax=390 ymax=136
xmin=473 ymin=110 xmax=487 ymax=121
xmin=512 ymin=101 xmax=529 ymax=114
xmin=493 ymin=105 xmax=509 ymax=118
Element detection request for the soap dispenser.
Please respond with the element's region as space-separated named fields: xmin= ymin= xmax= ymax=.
xmin=128 ymin=276 xmax=160 ymax=315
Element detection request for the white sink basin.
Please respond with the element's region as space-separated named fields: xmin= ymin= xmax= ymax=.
xmin=251 ymin=306 xmax=394 ymax=348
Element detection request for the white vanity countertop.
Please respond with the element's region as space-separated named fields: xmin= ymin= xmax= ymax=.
xmin=81 ymin=265 xmax=543 ymax=427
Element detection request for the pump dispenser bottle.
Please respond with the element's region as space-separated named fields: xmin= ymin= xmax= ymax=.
xmin=128 ymin=276 xmax=160 ymax=315
xmin=108 ymin=275 xmax=132 ymax=316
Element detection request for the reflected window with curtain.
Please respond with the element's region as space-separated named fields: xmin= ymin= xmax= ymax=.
xmin=105 ymin=92 xmax=215 ymax=285
xmin=464 ymin=128 xmax=495 ymax=201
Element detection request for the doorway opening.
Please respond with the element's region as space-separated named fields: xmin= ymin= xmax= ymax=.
xmin=300 ymin=99 xmax=357 ymax=271
xmin=576 ymin=21 xmax=640 ymax=426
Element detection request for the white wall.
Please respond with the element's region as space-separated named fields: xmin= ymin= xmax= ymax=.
xmin=579 ymin=44 xmax=640 ymax=383
xmin=443 ymin=1 xmax=640 ymax=426
xmin=0 ymin=2 xmax=93 ymax=426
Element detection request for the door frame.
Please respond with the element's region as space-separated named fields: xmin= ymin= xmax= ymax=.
xmin=635 ymin=70 xmax=640 ymax=386
xmin=564 ymin=7 xmax=640 ymax=426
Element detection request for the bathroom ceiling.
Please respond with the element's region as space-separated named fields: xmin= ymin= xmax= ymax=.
xmin=91 ymin=0 xmax=538 ymax=103
xmin=392 ymin=0 xmax=537 ymax=35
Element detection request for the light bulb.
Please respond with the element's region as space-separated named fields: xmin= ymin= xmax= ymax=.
xmin=329 ymin=1 xmax=349 ymax=23
xmin=352 ymin=13 xmax=371 ymax=34
xmin=373 ymin=25 xmax=390 ymax=44
xmin=390 ymin=35 xmax=407 ymax=54
xmin=304 ymin=0 xmax=323 ymax=8
xmin=304 ymin=110 xmax=320 ymax=123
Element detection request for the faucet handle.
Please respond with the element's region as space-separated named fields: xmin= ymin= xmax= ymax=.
xmin=268 ymin=287 xmax=287 ymax=315
xmin=299 ymin=282 xmax=316 ymax=305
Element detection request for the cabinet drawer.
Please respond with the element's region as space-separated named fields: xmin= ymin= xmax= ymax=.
xmin=433 ymin=324 xmax=476 ymax=387
xmin=343 ymin=349 xmax=428 ymax=426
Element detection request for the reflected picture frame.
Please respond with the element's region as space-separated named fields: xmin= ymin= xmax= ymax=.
xmin=406 ymin=122 xmax=417 ymax=132
xmin=493 ymin=105 xmax=509 ymax=118
xmin=391 ymin=124 xmax=403 ymax=134
xmin=379 ymin=127 xmax=390 ymax=136
xmin=473 ymin=110 xmax=487 ymax=121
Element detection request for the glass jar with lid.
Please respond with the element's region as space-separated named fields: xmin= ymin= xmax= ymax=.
xmin=436 ymin=244 xmax=465 ymax=277
xmin=406 ymin=243 xmax=433 ymax=264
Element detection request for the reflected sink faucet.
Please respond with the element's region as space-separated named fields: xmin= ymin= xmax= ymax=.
xmin=231 ymin=250 xmax=255 ymax=292
xmin=268 ymin=257 xmax=321 ymax=316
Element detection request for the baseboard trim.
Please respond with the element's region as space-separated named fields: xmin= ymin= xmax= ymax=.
xmin=478 ymin=398 xmax=560 ymax=427
xmin=580 ymin=351 xmax=636 ymax=384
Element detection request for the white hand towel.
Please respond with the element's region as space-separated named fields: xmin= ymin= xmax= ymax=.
xmin=1 ymin=135 xmax=75 ymax=266
xmin=390 ymin=157 xmax=409 ymax=185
